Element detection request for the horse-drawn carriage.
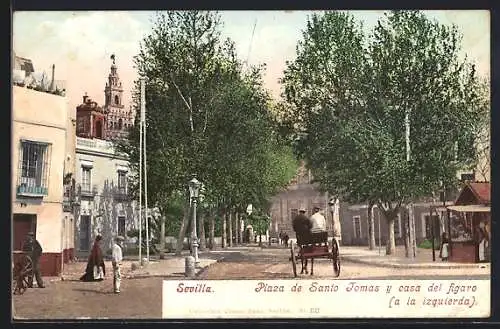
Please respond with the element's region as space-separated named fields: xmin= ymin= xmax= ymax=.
xmin=289 ymin=231 xmax=340 ymax=277
xmin=12 ymin=253 xmax=34 ymax=295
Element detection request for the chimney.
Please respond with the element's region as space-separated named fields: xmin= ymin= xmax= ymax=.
xmin=83 ymin=92 xmax=88 ymax=103
xmin=50 ymin=64 xmax=55 ymax=91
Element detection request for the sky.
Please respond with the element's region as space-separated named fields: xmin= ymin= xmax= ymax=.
xmin=13 ymin=10 xmax=490 ymax=112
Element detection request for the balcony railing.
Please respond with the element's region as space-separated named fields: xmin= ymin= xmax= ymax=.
xmin=17 ymin=184 xmax=48 ymax=196
xmin=114 ymin=186 xmax=129 ymax=201
xmin=78 ymin=184 xmax=98 ymax=198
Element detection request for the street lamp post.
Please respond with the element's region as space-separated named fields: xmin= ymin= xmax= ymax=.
xmin=328 ymin=199 xmax=335 ymax=238
xmin=189 ymin=177 xmax=202 ymax=264
xmin=246 ymin=204 xmax=253 ymax=243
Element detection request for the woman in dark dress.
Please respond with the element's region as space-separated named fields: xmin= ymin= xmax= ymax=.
xmin=80 ymin=235 xmax=106 ymax=282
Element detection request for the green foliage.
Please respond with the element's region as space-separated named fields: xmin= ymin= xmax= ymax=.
xmin=281 ymin=10 xmax=488 ymax=208
xmin=248 ymin=212 xmax=271 ymax=235
xmin=115 ymin=11 xmax=298 ymax=242
xmin=280 ymin=11 xmax=489 ymax=254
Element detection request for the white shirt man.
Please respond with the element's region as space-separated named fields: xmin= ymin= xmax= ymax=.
xmin=112 ymin=236 xmax=124 ymax=293
xmin=310 ymin=207 xmax=327 ymax=233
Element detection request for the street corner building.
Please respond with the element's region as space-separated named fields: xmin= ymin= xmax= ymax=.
xmin=12 ymin=83 xmax=73 ymax=277
xmin=72 ymin=57 xmax=140 ymax=256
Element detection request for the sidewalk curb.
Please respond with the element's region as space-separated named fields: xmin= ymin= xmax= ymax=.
xmin=124 ymin=257 xmax=225 ymax=279
xmin=341 ymin=256 xmax=490 ymax=270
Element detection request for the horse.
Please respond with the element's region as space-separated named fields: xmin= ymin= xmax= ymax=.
xmin=297 ymin=231 xmax=328 ymax=276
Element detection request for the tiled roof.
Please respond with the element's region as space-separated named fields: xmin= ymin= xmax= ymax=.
xmin=468 ymin=182 xmax=490 ymax=204
xmin=455 ymin=181 xmax=490 ymax=205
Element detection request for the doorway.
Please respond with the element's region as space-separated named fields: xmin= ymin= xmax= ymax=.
xmin=79 ymin=215 xmax=91 ymax=251
xmin=13 ymin=214 xmax=36 ymax=251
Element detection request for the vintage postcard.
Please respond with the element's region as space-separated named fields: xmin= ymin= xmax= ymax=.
xmin=11 ymin=10 xmax=490 ymax=320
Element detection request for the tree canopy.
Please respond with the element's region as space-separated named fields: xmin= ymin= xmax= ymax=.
xmin=116 ymin=11 xmax=298 ymax=245
xmin=280 ymin=10 xmax=489 ymax=254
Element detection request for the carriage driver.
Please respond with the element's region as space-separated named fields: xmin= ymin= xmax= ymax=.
xmin=292 ymin=207 xmax=312 ymax=244
xmin=22 ymin=232 xmax=45 ymax=288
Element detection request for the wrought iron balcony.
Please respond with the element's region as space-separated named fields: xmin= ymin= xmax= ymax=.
xmin=78 ymin=184 xmax=97 ymax=199
xmin=113 ymin=186 xmax=129 ymax=202
xmin=17 ymin=183 xmax=48 ymax=197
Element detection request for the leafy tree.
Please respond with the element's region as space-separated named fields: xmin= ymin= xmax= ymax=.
xmin=117 ymin=11 xmax=298 ymax=253
xmin=280 ymin=10 xmax=488 ymax=254
xmin=248 ymin=212 xmax=271 ymax=246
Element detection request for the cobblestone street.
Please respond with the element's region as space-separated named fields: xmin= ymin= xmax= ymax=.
xmin=12 ymin=247 xmax=489 ymax=319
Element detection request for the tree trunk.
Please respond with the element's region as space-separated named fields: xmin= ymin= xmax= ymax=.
xmin=403 ymin=208 xmax=411 ymax=258
xmin=367 ymin=201 xmax=376 ymax=250
xmin=386 ymin=216 xmax=396 ymax=255
xmin=222 ymin=210 xmax=227 ymax=248
xmin=175 ymin=201 xmax=190 ymax=256
xmin=209 ymin=212 xmax=215 ymax=250
xmin=228 ymin=209 xmax=233 ymax=247
xmin=199 ymin=210 xmax=206 ymax=251
xmin=159 ymin=214 xmax=166 ymax=259
xmin=409 ymin=203 xmax=417 ymax=258
xmin=235 ymin=212 xmax=239 ymax=245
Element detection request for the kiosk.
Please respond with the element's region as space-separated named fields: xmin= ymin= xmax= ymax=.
xmin=446 ymin=182 xmax=490 ymax=263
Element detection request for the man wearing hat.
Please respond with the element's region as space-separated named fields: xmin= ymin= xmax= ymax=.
xmin=112 ymin=236 xmax=124 ymax=293
xmin=22 ymin=232 xmax=45 ymax=288
xmin=292 ymin=207 xmax=312 ymax=244
xmin=310 ymin=206 xmax=327 ymax=233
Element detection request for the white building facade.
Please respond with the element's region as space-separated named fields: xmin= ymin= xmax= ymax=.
xmin=73 ymin=136 xmax=139 ymax=254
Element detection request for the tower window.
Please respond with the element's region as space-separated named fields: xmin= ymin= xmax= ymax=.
xmin=115 ymin=95 xmax=119 ymax=105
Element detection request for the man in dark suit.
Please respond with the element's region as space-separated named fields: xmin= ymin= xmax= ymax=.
xmin=22 ymin=232 xmax=45 ymax=288
xmin=292 ymin=208 xmax=312 ymax=245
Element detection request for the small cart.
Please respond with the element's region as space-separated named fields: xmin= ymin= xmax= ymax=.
xmin=289 ymin=231 xmax=340 ymax=277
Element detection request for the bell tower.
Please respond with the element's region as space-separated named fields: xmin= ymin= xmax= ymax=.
xmin=104 ymin=54 xmax=133 ymax=140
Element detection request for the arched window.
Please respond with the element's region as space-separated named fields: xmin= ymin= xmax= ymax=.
xmin=118 ymin=118 xmax=123 ymax=130
xmin=114 ymin=95 xmax=119 ymax=105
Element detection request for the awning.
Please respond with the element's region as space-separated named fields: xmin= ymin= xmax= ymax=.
xmin=447 ymin=205 xmax=490 ymax=213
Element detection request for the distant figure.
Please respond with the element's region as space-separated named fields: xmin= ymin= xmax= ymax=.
xmin=22 ymin=232 xmax=44 ymax=288
xmin=477 ymin=221 xmax=489 ymax=262
xmin=292 ymin=208 xmax=312 ymax=244
xmin=439 ymin=232 xmax=449 ymax=262
xmin=310 ymin=207 xmax=327 ymax=233
xmin=283 ymin=234 xmax=289 ymax=247
xmin=112 ymin=236 xmax=124 ymax=294
xmin=80 ymin=235 xmax=105 ymax=282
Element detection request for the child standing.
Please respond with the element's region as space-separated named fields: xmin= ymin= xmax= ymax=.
xmin=112 ymin=236 xmax=124 ymax=294
xmin=439 ymin=232 xmax=449 ymax=262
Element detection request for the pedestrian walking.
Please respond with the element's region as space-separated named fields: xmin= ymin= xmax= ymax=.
xmin=22 ymin=232 xmax=45 ymax=288
xmin=283 ymin=234 xmax=289 ymax=247
xmin=439 ymin=232 xmax=449 ymax=262
xmin=80 ymin=235 xmax=106 ymax=282
xmin=112 ymin=236 xmax=124 ymax=294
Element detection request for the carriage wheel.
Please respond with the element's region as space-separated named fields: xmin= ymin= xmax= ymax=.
xmin=14 ymin=256 xmax=33 ymax=295
xmin=24 ymin=256 xmax=33 ymax=274
xmin=331 ymin=238 xmax=341 ymax=277
xmin=290 ymin=242 xmax=297 ymax=278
